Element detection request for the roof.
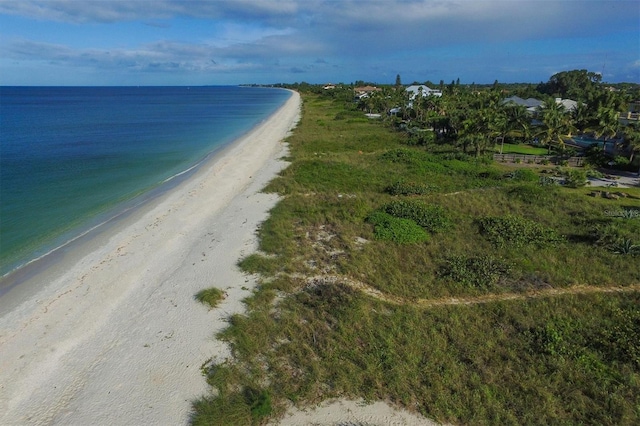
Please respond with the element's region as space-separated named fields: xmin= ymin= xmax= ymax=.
xmin=405 ymin=85 xmax=442 ymax=98
xmin=354 ymin=86 xmax=381 ymax=93
xmin=555 ymin=98 xmax=578 ymax=111
xmin=502 ymin=96 xmax=543 ymax=108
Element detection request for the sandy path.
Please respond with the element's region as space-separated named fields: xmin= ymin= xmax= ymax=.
xmin=0 ymin=91 xmax=300 ymax=425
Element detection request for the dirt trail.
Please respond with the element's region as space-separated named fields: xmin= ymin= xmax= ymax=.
xmin=307 ymin=274 xmax=640 ymax=308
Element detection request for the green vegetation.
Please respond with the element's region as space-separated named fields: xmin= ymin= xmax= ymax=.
xmin=192 ymin=88 xmax=640 ymax=425
xmin=495 ymin=142 xmax=548 ymax=155
xmin=194 ymin=287 xmax=225 ymax=309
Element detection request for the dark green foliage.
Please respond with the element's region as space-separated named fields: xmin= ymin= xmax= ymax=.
xmin=506 ymin=168 xmax=539 ymax=182
xmin=385 ymin=180 xmax=436 ymax=196
xmin=405 ymin=130 xmax=435 ymax=146
xmin=244 ymin=388 xmax=273 ymax=420
xmin=564 ymin=169 xmax=587 ymax=188
xmin=610 ymin=239 xmax=640 ymax=255
xmin=366 ymin=211 xmax=429 ymax=244
xmin=439 ymin=254 xmax=512 ymax=288
xmin=538 ymin=175 xmax=558 ymax=186
xmin=478 ymin=215 xmax=565 ymax=248
xmin=378 ymin=148 xmax=433 ymax=164
xmin=382 ymin=200 xmax=451 ymax=233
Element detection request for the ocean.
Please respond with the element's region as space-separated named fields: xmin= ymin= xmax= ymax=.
xmin=0 ymin=86 xmax=291 ymax=280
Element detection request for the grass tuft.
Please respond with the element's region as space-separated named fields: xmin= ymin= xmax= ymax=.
xmin=195 ymin=287 xmax=225 ymax=309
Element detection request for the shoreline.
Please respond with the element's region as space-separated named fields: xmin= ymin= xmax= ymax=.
xmin=0 ymin=91 xmax=301 ymax=424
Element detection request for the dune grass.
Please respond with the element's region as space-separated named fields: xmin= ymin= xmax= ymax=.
xmin=191 ymin=91 xmax=640 ymax=425
xmin=195 ymin=287 xmax=225 ymax=309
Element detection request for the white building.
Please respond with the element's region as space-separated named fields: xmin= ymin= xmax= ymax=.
xmin=406 ymin=85 xmax=442 ymax=99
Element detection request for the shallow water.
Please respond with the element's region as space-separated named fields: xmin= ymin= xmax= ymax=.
xmin=0 ymin=86 xmax=290 ymax=276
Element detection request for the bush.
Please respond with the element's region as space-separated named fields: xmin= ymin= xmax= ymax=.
xmin=366 ymin=211 xmax=429 ymax=244
xmin=382 ymin=200 xmax=451 ymax=233
xmin=538 ymin=175 xmax=559 ymax=186
xmin=478 ymin=215 xmax=565 ymax=248
xmin=385 ymin=180 xmax=436 ymax=196
xmin=439 ymin=254 xmax=512 ymax=288
xmin=505 ymin=169 xmax=539 ymax=182
xmin=564 ymin=169 xmax=587 ymax=188
xmin=378 ymin=148 xmax=431 ymax=164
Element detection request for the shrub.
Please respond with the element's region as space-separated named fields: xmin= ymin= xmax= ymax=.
xmin=378 ymin=148 xmax=431 ymax=164
xmin=478 ymin=215 xmax=565 ymax=248
xmin=406 ymin=130 xmax=435 ymax=146
xmin=610 ymin=239 xmax=640 ymax=256
xmin=366 ymin=211 xmax=429 ymax=244
xmin=510 ymin=169 xmax=539 ymax=182
xmin=385 ymin=180 xmax=436 ymax=196
xmin=439 ymin=254 xmax=512 ymax=288
xmin=539 ymin=175 xmax=559 ymax=186
xmin=564 ymin=169 xmax=587 ymax=188
xmin=382 ymin=200 xmax=452 ymax=233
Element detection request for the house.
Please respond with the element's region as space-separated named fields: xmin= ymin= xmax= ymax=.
xmin=354 ymin=85 xmax=382 ymax=99
xmin=406 ymin=85 xmax=442 ymax=99
xmin=619 ymin=100 xmax=640 ymax=124
xmin=502 ymin=96 xmax=543 ymax=114
xmin=323 ymin=84 xmax=336 ymax=90
xmin=555 ymin=98 xmax=578 ymax=112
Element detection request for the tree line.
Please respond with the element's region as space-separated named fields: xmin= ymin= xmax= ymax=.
xmin=286 ymin=70 xmax=640 ymax=165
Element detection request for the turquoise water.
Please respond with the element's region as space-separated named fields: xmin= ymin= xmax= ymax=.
xmin=0 ymin=86 xmax=291 ymax=277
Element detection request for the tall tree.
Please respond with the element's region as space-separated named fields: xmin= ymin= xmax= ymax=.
xmin=506 ymin=104 xmax=532 ymax=144
xmin=537 ymin=100 xmax=573 ymax=154
xmin=621 ymin=122 xmax=640 ymax=170
xmin=595 ymin=106 xmax=620 ymax=154
xmin=571 ymin=102 xmax=592 ymax=133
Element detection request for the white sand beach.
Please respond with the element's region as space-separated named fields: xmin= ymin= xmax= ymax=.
xmin=0 ymin=91 xmax=300 ymax=425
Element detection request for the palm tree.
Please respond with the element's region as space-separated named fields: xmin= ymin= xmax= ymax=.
xmin=506 ymin=104 xmax=531 ymax=145
xmin=595 ymin=106 xmax=620 ymax=154
xmin=622 ymin=123 xmax=640 ymax=172
xmin=537 ymin=100 xmax=572 ymax=155
xmin=571 ymin=102 xmax=592 ymax=134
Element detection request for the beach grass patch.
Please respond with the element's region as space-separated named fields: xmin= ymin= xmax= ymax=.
xmin=193 ymin=90 xmax=640 ymax=426
xmin=195 ymin=287 xmax=225 ymax=309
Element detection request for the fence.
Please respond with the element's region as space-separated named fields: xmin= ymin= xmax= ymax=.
xmin=493 ymin=153 xmax=585 ymax=167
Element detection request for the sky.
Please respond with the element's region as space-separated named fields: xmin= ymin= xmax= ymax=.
xmin=0 ymin=0 xmax=638 ymax=86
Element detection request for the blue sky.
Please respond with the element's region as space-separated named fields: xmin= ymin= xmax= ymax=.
xmin=0 ymin=0 xmax=638 ymax=86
